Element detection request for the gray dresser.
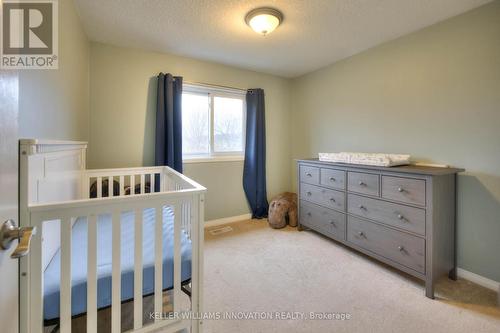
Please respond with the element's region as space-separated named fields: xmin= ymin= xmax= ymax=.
xmin=297 ymin=159 xmax=464 ymax=298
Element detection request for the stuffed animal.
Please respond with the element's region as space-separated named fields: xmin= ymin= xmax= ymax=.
xmin=268 ymin=192 xmax=298 ymax=229
xmin=89 ymin=179 xmax=121 ymax=198
xmin=125 ymin=182 xmax=151 ymax=195
xmin=89 ymin=180 xmax=152 ymax=198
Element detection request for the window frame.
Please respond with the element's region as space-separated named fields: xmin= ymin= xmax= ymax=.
xmin=182 ymin=83 xmax=246 ymax=163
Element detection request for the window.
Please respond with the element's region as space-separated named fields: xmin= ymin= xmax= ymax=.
xmin=182 ymin=84 xmax=246 ymax=161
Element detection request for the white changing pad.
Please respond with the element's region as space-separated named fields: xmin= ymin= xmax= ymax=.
xmin=318 ymin=152 xmax=410 ymax=167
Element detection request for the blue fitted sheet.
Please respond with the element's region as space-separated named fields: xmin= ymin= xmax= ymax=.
xmin=43 ymin=207 xmax=192 ymax=321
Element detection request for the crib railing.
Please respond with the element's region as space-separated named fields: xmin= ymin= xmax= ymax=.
xmin=83 ymin=166 xmax=196 ymax=198
xmin=20 ymin=166 xmax=206 ymax=333
xmin=84 ymin=166 xmax=197 ymax=241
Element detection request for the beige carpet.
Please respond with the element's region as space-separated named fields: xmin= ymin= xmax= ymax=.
xmin=203 ymin=219 xmax=500 ymax=333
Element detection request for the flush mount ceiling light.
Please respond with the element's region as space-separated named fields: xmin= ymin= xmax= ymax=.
xmin=245 ymin=8 xmax=283 ymax=36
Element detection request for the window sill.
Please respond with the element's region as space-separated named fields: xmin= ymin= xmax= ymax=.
xmin=183 ymin=156 xmax=245 ymax=164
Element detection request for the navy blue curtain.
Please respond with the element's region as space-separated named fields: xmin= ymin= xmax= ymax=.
xmin=243 ymin=89 xmax=269 ymax=218
xmin=155 ymin=73 xmax=183 ymax=172
xmin=155 ymin=73 xmax=183 ymax=192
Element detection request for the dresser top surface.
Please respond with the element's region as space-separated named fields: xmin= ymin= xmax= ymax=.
xmin=297 ymin=158 xmax=465 ymax=176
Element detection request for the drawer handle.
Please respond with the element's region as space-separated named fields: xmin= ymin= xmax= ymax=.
xmin=358 ymin=204 xmax=365 ymax=210
xmin=306 ymin=191 xmax=312 ymax=196
xmin=329 ymin=198 xmax=336 ymax=203
xmin=358 ymin=231 xmax=364 ymax=237
xmin=398 ymin=246 xmax=405 ymax=252
xmin=358 ymin=181 xmax=366 ymax=186
xmin=305 ymin=172 xmax=312 ymax=177
xmin=397 ymin=214 xmax=405 ymax=220
xmin=330 ymin=220 xmax=336 ymax=227
xmin=329 ymin=177 xmax=336 ymax=182
xmin=307 ymin=212 xmax=312 ymax=217
xmin=397 ymin=187 xmax=404 ymax=192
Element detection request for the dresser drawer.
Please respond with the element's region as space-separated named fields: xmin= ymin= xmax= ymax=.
xmin=347 ymin=216 xmax=425 ymax=273
xmin=320 ymin=168 xmax=346 ymax=190
xmin=300 ymin=183 xmax=345 ymax=211
xmin=347 ymin=194 xmax=425 ymax=235
xmin=300 ymin=200 xmax=346 ymax=240
xmin=348 ymin=172 xmax=379 ymax=196
xmin=299 ymin=165 xmax=320 ymax=185
xmin=382 ymin=176 xmax=426 ymax=206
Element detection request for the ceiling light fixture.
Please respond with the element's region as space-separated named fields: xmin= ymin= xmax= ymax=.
xmin=245 ymin=8 xmax=283 ymax=36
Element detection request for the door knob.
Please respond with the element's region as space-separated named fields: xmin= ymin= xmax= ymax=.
xmin=0 ymin=219 xmax=37 ymax=259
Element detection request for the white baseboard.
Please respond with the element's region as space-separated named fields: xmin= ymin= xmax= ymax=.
xmin=457 ymin=268 xmax=500 ymax=292
xmin=204 ymin=213 xmax=253 ymax=228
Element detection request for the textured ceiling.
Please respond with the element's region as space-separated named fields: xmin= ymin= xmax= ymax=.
xmin=74 ymin=0 xmax=491 ymax=78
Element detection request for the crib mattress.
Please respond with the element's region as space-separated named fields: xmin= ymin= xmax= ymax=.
xmin=43 ymin=207 xmax=192 ymax=321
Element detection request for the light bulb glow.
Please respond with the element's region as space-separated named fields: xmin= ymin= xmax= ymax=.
xmin=249 ymin=14 xmax=280 ymax=35
xmin=245 ymin=8 xmax=283 ymax=36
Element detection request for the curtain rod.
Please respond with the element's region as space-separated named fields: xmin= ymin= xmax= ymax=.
xmin=184 ymin=80 xmax=247 ymax=93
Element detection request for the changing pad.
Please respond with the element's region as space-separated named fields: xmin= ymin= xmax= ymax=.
xmin=318 ymin=152 xmax=410 ymax=167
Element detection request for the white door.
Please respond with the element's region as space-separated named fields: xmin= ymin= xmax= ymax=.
xmin=0 ymin=70 xmax=19 ymax=333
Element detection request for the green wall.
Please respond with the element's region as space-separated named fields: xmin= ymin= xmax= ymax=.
xmin=291 ymin=2 xmax=500 ymax=282
xmin=89 ymin=43 xmax=292 ymax=220
xmin=19 ymin=0 xmax=89 ymax=141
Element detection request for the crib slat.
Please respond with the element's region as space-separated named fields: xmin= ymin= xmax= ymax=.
xmin=154 ymin=205 xmax=163 ymax=319
xmin=160 ymin=172 xmax=165 ymax=192
xmin=182 ymin=203 xmax=186 ymax=238
xmin=183 ymin=203 xmax=187 ymax=234
xmin=130 ymin=175 xmax=135 ymax=195
xmin=108 ymin=176 xmax=113 ymax=197
xmin=134 ymin=209 xmax=143 ymax=329
xmin=97 ymin=177 xmax=102 ymax=198
xmin=111 ymin=211 xmax=121 ymax=333
xmin=29 ymin=218 xmax=43 ymax=332
xmin=180 ymin=203 xmax=184 ymax=234
xmin=140 ymin=174 xmax=145 ymax=194
xmin=183 ymin=203 xmax=187 ymax=239
xmin=187 ymin=203 xmax=190 ymax=238
xmin=173 ymin=203 xmax=181 ymax=312
xmin=197 ymin=195 xmax=206 ymax=333
xmin=119 ymin=175 xmax=124 ymax=196
xmin=184 ymin=203 xmax=189 ymax=239
xmin=150 ymin=173 xmax=155 ymax=193
xmin=190 ymin=198 xmax=199 ymax=332
xmin=60 ymin=217 xmax=72 ymax=333
xmin=184 ymin=202 xmax=191 ymax=240
xmin=191 ymin=194 xmax=204 ymax=333
xmin=87 ymin=214 xmax=98 ymax=333
xmin=188 ymin=202 xmax=192 ymax=240
xmin=84 ymin=176 xmax=90 ymax=198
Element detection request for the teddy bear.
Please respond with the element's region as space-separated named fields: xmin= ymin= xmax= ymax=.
xmin=268 ymin=192 xmax=298 ymax=229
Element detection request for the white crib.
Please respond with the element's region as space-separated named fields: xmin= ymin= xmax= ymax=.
xmin=18 ymin=139 xmax=206 ymax=333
